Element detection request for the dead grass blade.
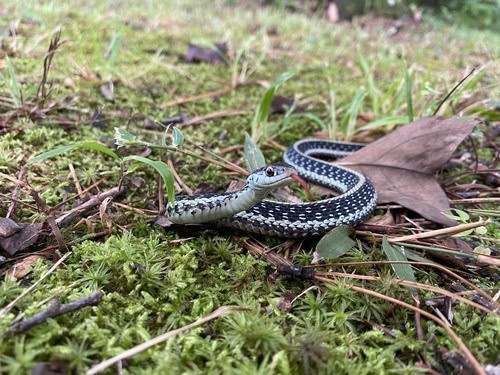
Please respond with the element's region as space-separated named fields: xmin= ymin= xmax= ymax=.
xmin=389 ymin=219 xmax=487 ymax=243
xmin=167 ymin=158 xmax=193 ymax=195
xmin=87 ymin=305 xmax=248 ymax=374
xmin=433 ymin=66 xmax=478 ymax=116
xmin=315 ymin=276 xmax=486 ymax=375
xmin=311 ymin=260 xmax=496 ymax=303
xmin=35 ymin=29 xmax=66 ymax=110
xmin=317 ymin=271 xmax=496 ymax=315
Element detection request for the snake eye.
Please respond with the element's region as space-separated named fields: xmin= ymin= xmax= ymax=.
xmin=265 ymin=167 xmax=275 ymax=177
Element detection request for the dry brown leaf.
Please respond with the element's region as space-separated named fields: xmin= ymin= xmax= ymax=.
xmin=7 ymin=255 xmax=44 ymax=281
xmin=365 ymin=210 xmax=395 ymax=226
xmin=338 ymin=117 xmax=477 ymax=226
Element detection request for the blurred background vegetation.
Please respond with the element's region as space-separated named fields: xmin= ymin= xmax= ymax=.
xmin=264 ymin=0 xmax=499 ymax=31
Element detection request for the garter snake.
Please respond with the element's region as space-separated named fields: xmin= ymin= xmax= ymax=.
xmin=165 ymin=139 xmax=377 ymax=237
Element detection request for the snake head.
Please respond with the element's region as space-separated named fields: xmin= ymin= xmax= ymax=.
xmin=247 ymin=163 xmax=298 ymax=195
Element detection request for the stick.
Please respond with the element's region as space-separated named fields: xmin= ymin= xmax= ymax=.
xmin=6 ymin=291 xmax=103 ymax=335
xmin=55 ymin=187 xmax=125 ymax=228
xmin=6 ymin=168 xmax=26 ymax=219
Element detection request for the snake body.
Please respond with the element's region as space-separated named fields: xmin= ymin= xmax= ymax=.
xmin=166 ymin=139 xmax=377 ymax=237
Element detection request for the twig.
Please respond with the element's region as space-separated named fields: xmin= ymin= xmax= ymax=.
xmin=112 ymin=202 xmax=153 ymax=215
xmin=31 ymin=191 xmax=67 ymax=252
xmin=0 ymin=252 xmax=72 ymax=320
xmin=5 ymin=291 xmax=103 ymax=335
xmin=157 ymin=176 xmax=165 ymax=215
xmin=0 ymin=192 xmax=39 ymax=211
xmin=148 ymin=144 xmax=249 ymax=176
xmin=50 ymin=178 xmax=105 ymax=211
xmin=450 ymin=198 xmax=500 ymax=205
xmin=55 ymin=187 xmax=125 ymax=228
xmin=317 ymin=271 xmax=495 ymax=315
xmin=6 ymin=167 xmax=26 ymax=219
xmin=87 ymin=305 xmax=248 ymax=374
xmin=68 ymin=163 xmax=88 ymax=200
xmin=309 ymin=260 xmax=496 ymax=303
xmin=184 ymin=139 xmax=249 ymax=175
xmin=35 ymin=29 xmax=65 ymax=109
xmin=414 ymin=296 xmax=424 ymax=340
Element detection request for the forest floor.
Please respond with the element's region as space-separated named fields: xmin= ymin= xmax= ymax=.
xmin=0 ymin=1 xmax=499 ymax=374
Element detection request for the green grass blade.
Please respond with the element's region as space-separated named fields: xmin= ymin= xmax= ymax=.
xmin=358 ymin=53 xmax=379 ymax=116
xmin=327 ymin=88 xmax=337 ymax=139
xmin=77 ymin=142 xmax=120 ymax=159
xmin=105 ymin=35 xmax=122 ymax=67
xmin=28 ymin=144 xmax=79 ymax=164
xmin=3 ymin=57 xmax=22 ymax=107
xmin=251 ymin=71 xmax=294 ymax=141
xmin=340 ymin=89 xmax=366 ymax=140
xmin=356 ymin=115 xmax=408 ymax=131
xmin=404 ymin=68 xmax=414 ymax=122
xmin=382 ymin=236 xmax=417 ymax=295
xmin=244 ymin=133 xmax=266 ymax=172
xmin=124 ymin=156 xmax=175 ymax=204
xmin=28 ymin=142 xmax=119 ymax=164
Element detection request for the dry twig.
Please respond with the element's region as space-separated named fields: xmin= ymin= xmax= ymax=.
xmin=5 ymin=291 xmax=103 ymax=335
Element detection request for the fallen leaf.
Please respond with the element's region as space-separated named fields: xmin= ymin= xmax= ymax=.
xmin=275 ymin=293 xmax=297 ymax=311
xmin=339 ymin=117 xmax=476 ymax=225
xmin=7 ymin=255 xmax=44 ymax=281
xmin=185 ymin=42 xmax=227 ymax=65
xmin=382 ymin=237 xmax=417 ymax=295
xmin=365 ymin=210 xmax=395 ymax=226
xmin=0 ymin=223 xmax=43 ymax=255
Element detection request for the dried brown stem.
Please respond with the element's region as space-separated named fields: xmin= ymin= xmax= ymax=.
xmin=310 ymin=260 xmax=495 ymax=303
xmin=35 ymin=29 xmax=66 ymax=109
xmin=315 ymin=276 xmax=486 ymax=375
xmin=167 ymin=158 xmax=193 ymax=195
xmin=6 ymin=167 xmax=26 ymax=219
